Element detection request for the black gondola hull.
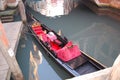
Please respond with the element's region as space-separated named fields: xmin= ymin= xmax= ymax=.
xmin=26 ymin=10 xmax=106 ymax=77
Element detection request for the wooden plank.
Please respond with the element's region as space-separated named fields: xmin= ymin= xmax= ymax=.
xmin=0 ymin=54 xmax=8 ymax=65
xmin=6 ymin=68 xmax=11 ymax=80
xmin=0 ymin=65 xmax=9 ymax=71
xmin=0 ymin=68 xmax=11 ymax=80
xmin=0 ymin=53 xmax=10 ymax=80
xmin=0 ymin=21 xmax=24 ymax=80
xmin=0 ymin=20 xmax=10 ymax=80
xmin=1 ymin=19 xmax=14 ymax=23
xmin=3 ymin=21 xmax=23 ymax=53
xmin=0 ymin=70 xmax=9 ymax=80
xmin=0 ymin=9 xmax=16 ymax=16
xmin=0 ymin=16 xmax=13 ymax=19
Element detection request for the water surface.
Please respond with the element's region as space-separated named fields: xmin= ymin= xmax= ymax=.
xmin=16 ymin=2 xmax=120 ymax=80
xmin=16 ymin=34 xmax=72 ymax=80
xmin=27 ymin=3 xmax=120 ymax=67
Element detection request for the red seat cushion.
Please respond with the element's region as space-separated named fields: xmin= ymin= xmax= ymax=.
xmin=32 ymin=26 xmax=48 ymax=42
xmin=49 ymin=41 xmax=61 ymax=52
xmin=32 ymin=26 xmax=42 ymax=31
xmin=56 ymin=41 xmax=81 ymax=62
xmin=32 ymin=26 xmax=43 ymax=36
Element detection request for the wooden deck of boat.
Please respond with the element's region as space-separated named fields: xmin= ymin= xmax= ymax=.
xmin=0 ymin=21 xmax=23 ymax=80
xmin=66 ymin=54 xmax=120 ymax=80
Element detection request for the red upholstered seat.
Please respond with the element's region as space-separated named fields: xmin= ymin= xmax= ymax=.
xmin=49 ymin=41 xmax=61 ymax=52
xmin=35 ymin=30 xmax=44 ymax=36
xmin=32 ymin=26 xmax=48 ymax=42
xmin=56 ymin=41 xmax=81 ymax=62
xmin=32 ymin=26 xmax=42 ymax=30
xmin=32 ymin=26 xmax=43 ymax=36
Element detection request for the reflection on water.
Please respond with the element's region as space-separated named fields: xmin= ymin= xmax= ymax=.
xmin=29 ymin=42 xmax=42 ymax=80
xmin=16 ymin=34 xmax=72 ymax=80
xmin=26 ymin=0 xmax=79 ymax=17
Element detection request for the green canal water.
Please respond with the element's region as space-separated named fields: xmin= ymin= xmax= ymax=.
xmin=16 ymin=3 xmax=120 ymax=80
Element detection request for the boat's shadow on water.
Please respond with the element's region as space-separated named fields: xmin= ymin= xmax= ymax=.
xmin=16 ymin=33 xmax=72 ymax=80
xmin=16 ymin=33 xmax=45 ymax=80
xmin=16 ymin=33 xmax=31 ymax=80
xmin=30 ymin=34 xmax=73 ymax=80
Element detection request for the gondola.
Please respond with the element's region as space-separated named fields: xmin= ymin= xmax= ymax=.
xmin=26 ymin=11 xmax=106 ymax=77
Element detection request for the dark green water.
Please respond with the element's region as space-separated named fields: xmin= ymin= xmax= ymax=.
xmin=16 ymin=3 xmax=120 ymax=80
xmin=16 ymin=33 xmax=72 ymax=80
